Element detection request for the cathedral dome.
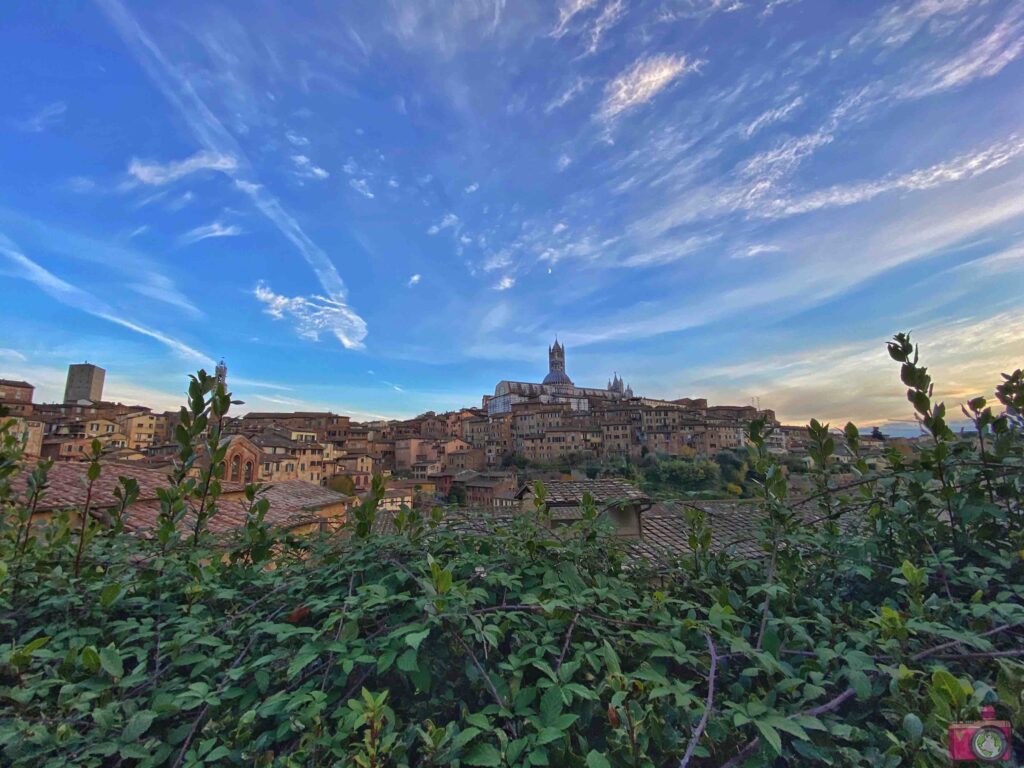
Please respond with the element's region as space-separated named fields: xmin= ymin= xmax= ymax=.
xmin=543 ymin=370 xmax=574 ymax=386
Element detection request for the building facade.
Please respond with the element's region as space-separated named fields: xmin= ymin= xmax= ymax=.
xmin=64 ymin=363 xmax=105 ymax=404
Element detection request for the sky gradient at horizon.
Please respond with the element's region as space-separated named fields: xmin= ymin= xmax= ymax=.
xmin=1 ymin=0 xmax=1022 ymax=427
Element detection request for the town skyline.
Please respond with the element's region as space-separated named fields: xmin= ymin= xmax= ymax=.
xmin=2 ymin=1 xmax=1023 ymax=427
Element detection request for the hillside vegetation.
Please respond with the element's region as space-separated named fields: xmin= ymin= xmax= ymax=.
xmin=1 ymin=333 xmax=1023 ymax=767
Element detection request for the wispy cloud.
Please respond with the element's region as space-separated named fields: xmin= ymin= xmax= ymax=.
xmin=545 ymin=77 xmax=590 ymax=113
xmin=494 ymin=275 xmax=516 ymax=290
xmin=349 ymin=178 xmax=375 ymax=198
xmin=407 ymin=273 xmax=422 ymax=287
xmin=736 ymin=243 xmax=781 ymax=258
xmin=852 ymin=0 xmax=991 ymax=50
xmin=620 ymin=234 xmax=718 ymax=267
xmin=291 ymin=154 xmax=329 ymax=180
xmin=551 ymin=0 xmax=600 ymax=38
xmin=0 ymin=206 xmax=201 ymax=318
xmin=599 ymin=53 xmax=701 ymax=120
xmin=464 ymin=182 xmax=479 ymax=193
xmin=0 ymin=233 xmax=210 ymax=364
xmin=97 ymin=0 xmax=366 ymax=347
xmin=685 ymin=310 xmax=1024 ymax=425
xmin=0 ymin=348 xmax=28 ymax=363
xmin=285 ymin=130 xmax=309 ymax=146
xmin=743 ymin=95 xmax=804 ymax=138
xmin=897 ymin=7 xmax=1024 ymax=99
xmin=581 ymin=0 xmax=627 ymax=56
xmin=254 ymin=281 xmax=368 ymax=350
xmin=763 ymin=134 xmax=1024 ymax=219
xmin=427 ymin=212 xmax=460 ymax=235
xmin=179 ymin=221 xmax=243 ymax=245
xmin=128 ymin=150 xmax=238 ymax=185
xmin=15 ymin=101 xmax=66 ymax=132
xmin=65 ymin=176 xmax=97 ymax=193
xmin=255 ymin=393 xmax=306 ymax=407
xmin=557 ymin=153 xmax=572 ymax=171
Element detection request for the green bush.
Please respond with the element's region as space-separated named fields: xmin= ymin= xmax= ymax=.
xmin=1 ymin=335 xmax=1023 ymax=767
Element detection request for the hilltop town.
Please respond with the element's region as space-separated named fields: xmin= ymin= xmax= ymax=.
xmin=1 ymin=340 xmax=909 ymax=522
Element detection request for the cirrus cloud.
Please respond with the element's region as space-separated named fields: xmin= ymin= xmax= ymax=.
xmin=254 ymin=281 xmax=368 ymax=350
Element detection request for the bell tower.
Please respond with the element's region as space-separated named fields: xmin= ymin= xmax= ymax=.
xmin=215 ymin=358 xmax=228 ymax=391
xmin=548 ymin=339 xmax=565 ymax=376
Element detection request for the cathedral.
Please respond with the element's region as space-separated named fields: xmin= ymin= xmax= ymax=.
xmin=487 ymin=339 xmax=635 ymax=415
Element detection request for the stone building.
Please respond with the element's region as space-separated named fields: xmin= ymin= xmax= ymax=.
xmin=487 ymin=340 xmax=635 ymax=416
xmin=64 ymin=363 xmax=105 ymax=404
xmin=0 ymin=379 xmax=34 ymax=417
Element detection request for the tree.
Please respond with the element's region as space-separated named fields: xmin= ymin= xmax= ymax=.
xmin=447 ymin=484 xmax=467 ymax=506
xmin=327 ymin=474 xmax=356 ymax=496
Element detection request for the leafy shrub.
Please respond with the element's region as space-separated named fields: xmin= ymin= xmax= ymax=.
xmin=1 ymin=334 xmax=1022 ymax=767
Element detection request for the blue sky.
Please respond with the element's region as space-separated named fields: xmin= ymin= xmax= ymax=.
xmin=1 ymin=0 xmax=1022 ymax=426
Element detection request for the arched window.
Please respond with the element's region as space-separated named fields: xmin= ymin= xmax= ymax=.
xmin=243 ymin=461 xmax=254 ymax=483
xmin=229 ymin=454 xmax=241 ymax=482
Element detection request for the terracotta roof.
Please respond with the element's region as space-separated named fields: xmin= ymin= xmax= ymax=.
xmin=14 ymin=461 xmax=222 ymax=512
xmin=0 ymin=379 xmax=33 ymax=388
xmin=630 ymin=500 xmax=860 ymax=563
xmin=123 ymin=480 xmax=349 ymax=536
xmin=17 ymin=462 xmax=348 ymax=537
xmin=516 ymin=479 xmax=649 ymax=506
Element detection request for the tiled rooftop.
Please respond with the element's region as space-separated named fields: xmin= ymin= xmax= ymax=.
xmin=15 ymin=461 xmax=348 ymax=537
xmin=518 ymin=479 xmax=650 ymax=506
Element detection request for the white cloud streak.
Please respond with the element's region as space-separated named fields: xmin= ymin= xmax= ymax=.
xmin=291 ymin=154 xmax=330 ymax=180
xmin=349 ymin=178 xmax=375 ymax=198
xmin=128 ymin=150 xmax=238 ymax=185
xmin=763 ymin=134 xmax=1024 ymax=218
xmin=427 ymin=213 xmax=460 ymax=235
xmin=742 ymin=95 xmax=804 ymax=138
xmin=15 ymin=102 xmax=66 ymax=132
xmin=897 ymin=7 xmax=1024 ymax=99
xmin=581 ymin=0 xmax=626 ymax=56
xmin=254 ymin=281 xmax=367 ymax=350
xmin=545 ymin=77 xmax=590 ymax=113
xmin=599 ymin=53 xmax=701 ymax=120
xmin=0 ymin=233 xmax=210 ymax=364
xmin=97 ymin=0 xmax=366 ymax=349
xmin=179 ymin=221 xmax=243 ymax=245
xmin=551 ymin=0 xmax=599 ymax=38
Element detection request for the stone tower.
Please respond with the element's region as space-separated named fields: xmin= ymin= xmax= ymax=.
xmin=543 ymin=339 xmax=574 ymax=386
xmin=215 ymin=358 xmax=228 ymax=391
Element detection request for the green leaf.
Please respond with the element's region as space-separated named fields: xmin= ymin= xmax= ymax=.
xmin=100 ymin=583 xmax=123 ymax=608
xmin=453 ymin=727 xmax=481 ymax=749
xmin=763 ymin=715 xmax=809 ymax=741
xmin=539 ymin=685 xmax=564 ymax=726
xmin=397 ymin=648 xmax=418 ymax=673
xmin=535 ymin=727 xmax=563 ymax=745
xmin=81 ymin=646 xmax=100 ymax=674
xmin=122 ymin=710 xmax=155 ymax=742
xmin=462 ymin=742 xmax=502 ymax=766
xmin=287 ymin=649 xmax=318 ymax=679
xmin=902 ymin=713 xmax=923 ymax=745
xmin=585 ymin=750 xmax=612 ymax=768
xmin=100 ymin=647 xmax=124 ymax=679
xmin=206 ymin=745 xmax=231 ymax=761
xmin=848 ymin=669 xmax=872 ymax=700
xmin=754 ymin=721 xmax=782 ymax=755
xmin=405 ymin=628 xmax=430 ymax=650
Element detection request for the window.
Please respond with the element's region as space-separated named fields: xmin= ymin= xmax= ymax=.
xmin=230 ymin=454 xmax=241 ymax=482
xmin=244 ymin=461 xmax=254 ymax=483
